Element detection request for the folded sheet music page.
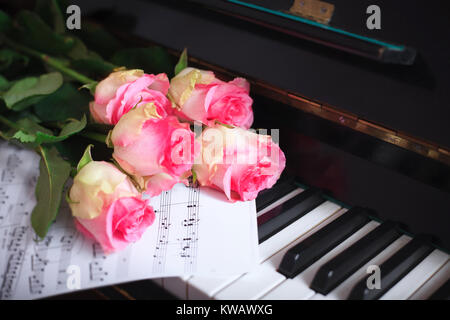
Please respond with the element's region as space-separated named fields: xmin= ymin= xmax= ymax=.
xmin=0 ymin=141 xmax=259 ymax=299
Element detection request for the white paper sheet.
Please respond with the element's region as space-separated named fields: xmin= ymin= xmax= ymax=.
xmin=0 ymin=141 xmax=258 ymax=299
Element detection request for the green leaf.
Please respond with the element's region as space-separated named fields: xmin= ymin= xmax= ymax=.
xmin=75 ymin=21 xmax=122 ymax=59
xmin=105 ymin=130 xmax=113 ymax=148
xmin=77 ymin=144 xmax=93 ymax=172
xmin=34 ymin=82 xmax=90 ymax=121
xmin=0 ymin=49 xmax=29 ymax=72
xmin=64 ymin=36 xmax=117 ymax=78
xmin=6 ymin=115 xmax=86 ymax=145
xmin=35 ymin=115 xmax=87 ymax=144
xmin=15 ymin=10 xmax=74 ymax=55
xmin=66 ymin=36 xmax=91 ymax=60
xmin=0 ymin=127 xmax=37 ymax=150
xmin=0 ymin=75 xmax=9 ymax=91
xmin=0 ymin=129 xmax=15 ymax=141
xmin=4 ymin=118 xmax=51 ymax=146
xmin=191 ymin=169 xmax=197 ymax=185
xmin=59 ymin=115 xmax=87 ymax=136
xmin=3 ymin=72 xmax=63 ymax=111
xmin=175 ymin=48 xmax=188 ymax=76
xmin=8 ymin=110 xmax=44 ymax=125
xmin=0 ymin=10 xmax=12 ymax=33
xmin=35 ymin=0 xmax=65 ymax=34
xmin=111 ymin=47 xmax=174 ymax=77
xmin=16 ymin=118 xmax=53 ymax=136
xmin=31 ymin=145 xmax=71 ymax=238
xmin=71 ymin=58 xmax=116 ymax=79
xmin=79 ymin=82 xmax=98 ymax=95
xmin=12 ymin=130 xmax=36 ymax=143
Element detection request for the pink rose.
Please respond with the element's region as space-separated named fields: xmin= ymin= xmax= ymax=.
xmin=110 ymin=103 xmax=197 ymax=196
xmin=193 ymin=125 xmax=285 ymax=201
xmin=90 ymin=69 xmax=171 ymax=124
xmin=68 ymin=161 xmax=155 ymax=253
xmin=168 ymin=67 xmax=254 ymax=129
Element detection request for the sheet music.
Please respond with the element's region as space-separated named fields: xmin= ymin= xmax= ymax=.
xmin=0 ymin=141 xmax=259 ymax=299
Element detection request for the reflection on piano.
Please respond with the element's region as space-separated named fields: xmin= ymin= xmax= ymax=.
xmin=55 ymin=0 xmax=449 ymax=300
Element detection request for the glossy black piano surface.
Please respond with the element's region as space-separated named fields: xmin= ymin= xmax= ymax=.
xmin=75 ymin=0 xmax=450 ymax=148
xmin=32 ymin=0 xmax=450 ymax=299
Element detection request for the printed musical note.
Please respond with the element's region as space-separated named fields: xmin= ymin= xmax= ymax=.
xmin=0 ymin=186 xmax=8 ymax=205
xmin=55 ymin=233 xmax=77 ymax=289
xmin=152 ymin=190 xmax=172 ymax=274
xmin=89 ymin=261 xmax=108 ymax=282
xmin=31 ymin=254 xmax=47 ymax=272
xmin=181 ymin=186 xmax=200 ymax=273
xmin=0 ymin=250 xmax=25 ymax=299
xmin=28 ymin=274 xmax=45 ymax=294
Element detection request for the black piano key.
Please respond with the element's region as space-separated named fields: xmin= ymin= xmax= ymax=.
xmin=429 ymin=278 xmax=450 ymax=300
xmin=310 ymin=221 xmax=401 ymax=295
xmin=257 ymin=188 xmax=324 ymax=243
xmin=278 ymin=207 xmax=371 ymax=278
xmin=347 ymin=236 xmax=434 ymax=300
xmin=256 ymin=177 xmax=297 ymax=212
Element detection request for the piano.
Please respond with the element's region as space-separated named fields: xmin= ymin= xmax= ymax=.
xmin=57 ymin=0 xmax=450 ymax=300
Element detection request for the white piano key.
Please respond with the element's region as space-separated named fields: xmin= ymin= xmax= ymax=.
xmin=309 ymin=293 xmax=328 ymax=300
xmin=213 ymin=206 xmax=347 ymax=300
xmin=257 ymin=188 xmax=303 ymax=217
xmin=261 ymin=221 xmax=380 ymax=300
xmin=163 ymin=275 xmax=192 ymax=299
xmin=409 ymin=261 xmax=450 ymax=300
xmin=324 ymin=235 xmax=412 ymax=300
xmin=188 ymin=274 xmax=242 ymax=300
xmin=259 ymin=201 xmax=342 ymax=262
xmin=380 ymin=249 xmax=449 ymax=300
xmin=261 ymin=274 xmax=316 ymax=300
xmin=213 ymin=262 xmax=286 ymax=300
xmin=188 ymin=201 xmax=343 ymax=300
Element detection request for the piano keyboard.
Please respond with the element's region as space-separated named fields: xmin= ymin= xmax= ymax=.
xmin=152 ymin=178 xmax=450 ymax=300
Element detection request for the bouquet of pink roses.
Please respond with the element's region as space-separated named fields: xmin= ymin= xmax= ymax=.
xmin=70 ymin=63 xmax=286 ymax=253
xmin=0 ymin=6 xmax=285 ymax=254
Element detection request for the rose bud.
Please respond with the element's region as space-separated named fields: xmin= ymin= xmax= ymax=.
xmin=168 ymin=67 xmax=254 ymax=129
xmin=68 ymin=161 xmax=155 ymax=253
xmin=193 ymin=125 xmax=286 ymax=201
xmin=111 ymin=103 xmax=197 ymax=196
xmin=90 ymin=69 xmax=171 ymax=124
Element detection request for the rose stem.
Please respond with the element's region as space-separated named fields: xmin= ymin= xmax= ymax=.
xmin=1 ymin=36 xmax=96 ymax=85
xmin=0 ymin=114 xmax=21 ymax=130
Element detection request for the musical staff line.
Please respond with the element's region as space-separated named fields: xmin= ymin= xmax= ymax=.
xmin=182 ymin=185 xmax=200 ymax=273
xmin=152 ymin=190 xmax=172 ymax=274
